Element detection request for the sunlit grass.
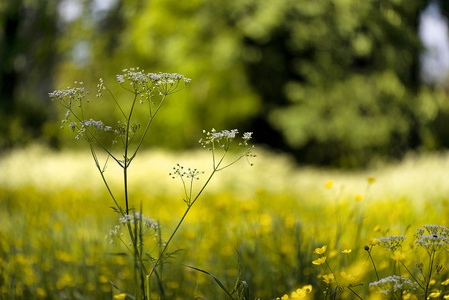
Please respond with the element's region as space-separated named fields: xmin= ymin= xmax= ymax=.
xmin=2 ymin=145 xmax=449 ymax=299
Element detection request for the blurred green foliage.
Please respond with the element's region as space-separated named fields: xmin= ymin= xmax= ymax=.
xmin=2 ymin=0 xmax=449 ymax=167
xmin=0 ymin=0 xmax=60 ymax=148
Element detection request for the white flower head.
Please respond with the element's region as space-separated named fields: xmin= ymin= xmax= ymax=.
xmin=369 ymin=275 xmax=418 ymax=296
xmin=375 ymin=235 xmax=407 ymax=252
xmin=415 ymin=225 xmax=449 ymax=250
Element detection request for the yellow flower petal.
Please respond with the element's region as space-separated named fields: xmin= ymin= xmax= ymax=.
xmin=302 ymin=285 xmax=312 ymax=293
xmin=341 ymin=249 xmax=352 ymax=254
xmin=313 ymin=245 xmax=327 ymax=255
xmin=367 ymin=238 xmax=380 ymax=246
xmin=340 ymin=271 xmax=355 ymax=282
xmin=442 ymin=279 xmax=449 ymax=285
xmin=312 ymin=257 xmax=327 ymax=265
xmin=325 ymin=180 xmax=333 ymax=189
xmin=321 ymin=273 xmax=334 ymax=284
xmin=113 ymin=293 xmax=127 ymax=300
xmin=429 ymin=291 xmax=441 ymax=298
xmin=391 ymin=251 xmax=406 ymax=261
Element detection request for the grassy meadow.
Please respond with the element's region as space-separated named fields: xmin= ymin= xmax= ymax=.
xmin=2 ymin=144 xmax=449 ymax=299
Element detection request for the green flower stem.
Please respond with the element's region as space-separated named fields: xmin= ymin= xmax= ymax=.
xmin=106 ymin=87 xmax=127 ymax=119
xmin=398 ymin=260 xmax=424 ymax=290
xmin=123 ymin=93 xmax=138 ymax=214
xmin=129 ymin=94 xmax=166 ymax=164
xmin=89 ymin=144 xmax=124 ymax=215
xmin=424 ymin=250 xmax=436 ymax=299
xmin=346 ymin=286 xmax=363 ymax=300
xmin=366 ymin=248 xmax=380 ymax=281
xmin=150 ymin=153 xmax=227 ymax=278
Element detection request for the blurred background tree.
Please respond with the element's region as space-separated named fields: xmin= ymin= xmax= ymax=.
xmin=2 ymin=0 xmax=449 ymax=167
xmin=0 ymin=0 xmax=60 ymax=148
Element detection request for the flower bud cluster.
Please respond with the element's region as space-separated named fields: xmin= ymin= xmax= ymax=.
xmin=67 ymin=118 xmax=112 ymax=140
xmin=199 ymin=128 xmax=253 ymax=149
xmin=105 ymin=212 xmax=160 ymax=245
xmin=119 ymin=212 xmax=160 ymax=230
xmin=169 ymin=164 xmax=204 ymax=180
xmin=105 ymin=225 xmax=122 ymax=244
xmin=49 ymin=81 xmax=86 ymax=109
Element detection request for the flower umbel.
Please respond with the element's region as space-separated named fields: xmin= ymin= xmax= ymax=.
xmin=415 ymin=225 xmax=449 ymax=251
xmin=105 ymin=212 xmax=160 ymax=246
xmin=116 ymin=68 xmax=191 ymax=96
xmin=375 ymin=235 xmax=407 ymax=252
xmin=199 ymin=128 xmax=256 ymax=169
xmin=369 ymin=275 xmax=418 ymax=296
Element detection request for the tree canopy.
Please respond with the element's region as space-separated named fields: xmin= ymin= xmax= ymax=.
xmin=2 ymin=0 xmax=449 ymax=167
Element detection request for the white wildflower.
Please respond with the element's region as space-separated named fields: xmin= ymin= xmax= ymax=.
xmin=415 ymin=225 xmax=449 ymax=251
xmin=369 ymin=275 xmax=418 ymax=296
xmin=375 ymin=235 xmax=407 ymax=252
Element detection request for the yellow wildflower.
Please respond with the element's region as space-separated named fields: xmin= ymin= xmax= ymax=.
xmin=341 ymin=249 xmax=352 ymax=254
xmin=36 ymin=288 xmax=47 ymax=298
xmin=391 ymin=251 xmax=406 ymax=261
xmin=340 ymin=271 xmax=355 ymax=282
xmin=355 ymin=194 xmax=363 ymax=201
xmin=313 ymin=245 xmax=327 ymax=255
xmin=321 ymin=273 xmax=334 ymax=284
xmin=290 ymin=285 xmax=313 ymax=299
xmin=429 ymin=291 xmax=441 ymax=298
xmin=367 ymin=238 xmax=380 ymax=246
xmin=402 ymin=292 xmax=417 ymax=300
xmin=113 ymin=293 xmax=127 ymax=300
xmin=325 ymin=180 xmax=333 ymax=189
xmin=442 ymin=279 xmax=449 ymax=285
xmin=367 ymin=177 xmax=375 ymax=184
xmin=312 ymin=257 xmax=327 ymax=265
xmin=444 ymin=296 xmax=449 ymax=300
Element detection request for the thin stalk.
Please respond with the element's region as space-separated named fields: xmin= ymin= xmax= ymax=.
xmin=129 ymin=94 xmax=167 ymax=164
xmin=123 ymin=93 xmax=138 ymax=214
xmin=152 ymin=143 xmax=231 ymax=265
xmin=89 ymin=144 xmax=124 ymax=215
xmin=367 ymin=249 xmax=380 ymax=281
xmin=425 ymin=251 xmax=436 ymax=298
xmin=346 ymin=286 xmax=363 ymax=300
xmin=149 ymin=160 xmax=224 ymax=277
xmin=399 ymin=260 xmax=424 ymax=290
xmin=69 ymin=109 xmax=124 ymax=168
xmin=138 ymin=208 xmax=147 ymax=299
xmin=106 ymin=87 xmax=127 ymax=119
xmin=124 ymin=163 xmax=130 ymax=214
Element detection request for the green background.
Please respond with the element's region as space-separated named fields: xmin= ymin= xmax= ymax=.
xmin=2 ymin=0 xmax=449 ymax=167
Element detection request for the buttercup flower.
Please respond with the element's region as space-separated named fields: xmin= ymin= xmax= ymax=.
xmin=313 ymin=245 xmax=327 ymax=255
xmin=312 ymin=257 xmax=327 ymax=265
xmin=321 ymin=273 xmax=334 ymax=284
